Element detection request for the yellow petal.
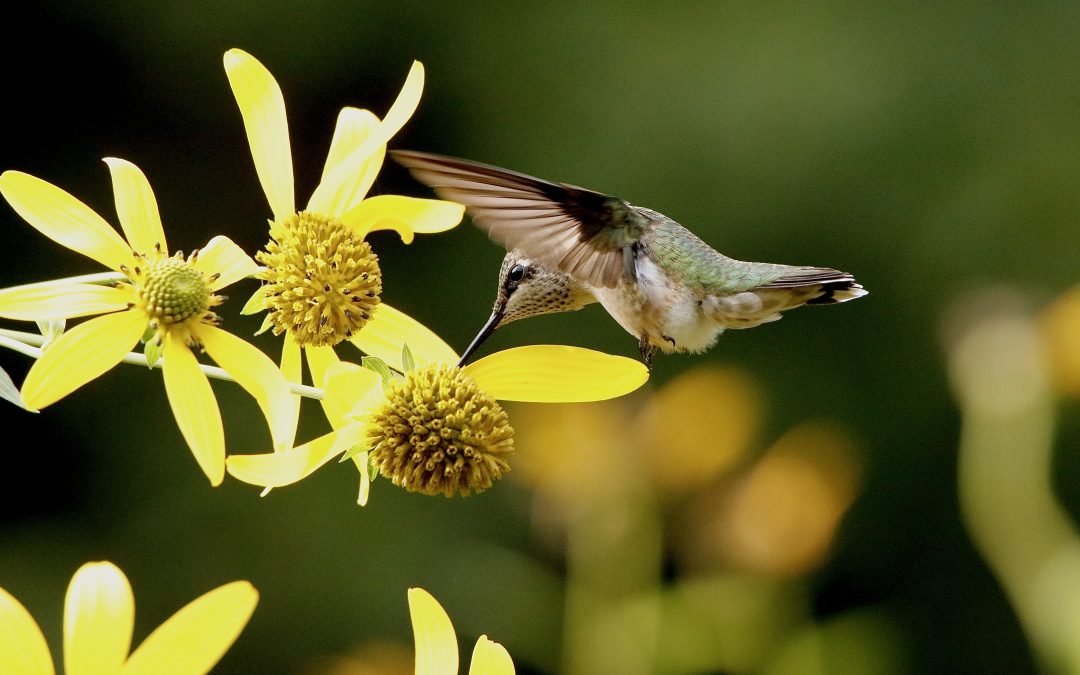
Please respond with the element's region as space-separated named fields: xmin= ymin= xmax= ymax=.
xmin=0 ymin=585 xmax=54 ymax=675
xmin=309 ymin=107 xmax=385 ymax=216
xmin=64 ymin=562 xmax=133 ymax=675
xmin=408 ymin=587 xmax=458 ymax=675
xmin=224 ymin=48 xmax=295 ymax=221
xmin=103 ymin=158 xmax=166 ymax=255
xmin=349 ymin=302 xmax=458 ymax=370
xmin=194 ymin=236 xmax=259 ymax=291
xmin=280 ymin=335 xmax=303 ymax=446
xmin=342 ymin=195 xmax=464 ymax=244
xmin=462 ymin=346 xmax=649 ymax=402
xmin=121 ymin=581 xmax=257 ymax=675
xmin=468 ymin=636 xmax=515 ymax=675
xmin=198 ymin=325 xmax=296 ymax=452
xmin=322 ymin=361 xmax=382 ymax=428
xmin=0 ymin=283 xmax=133 ymax=321
xmin=307 ymin=61 xmax=424 ymax=214
xmin=226 ymin=423 xmax=367 ymax=488
xmin=163 ymin=332 xmax=225 ymax=486
xmin=21 ymin=310 xmax=145 ymax=410
xmin=0 ymin=171 xmax=133 ymax=271
xmin=305 ymin=344 xmax=343 ymax=427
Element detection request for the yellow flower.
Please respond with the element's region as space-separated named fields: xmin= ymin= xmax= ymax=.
xmin=0 ymin=561 xmax=257 ymax=675
xmin=408 ymin=588 xmax=515 ymax=675
xmin=226 ymin=321 xmax=648 ymax=503
xmin=223 ymin=48 xmax=464 ymax=407
xmin=0 ymin=160 xmax=295 ymax=485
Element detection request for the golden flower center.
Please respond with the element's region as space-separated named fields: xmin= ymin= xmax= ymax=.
xmin=135 ymin=256 xmax=213 ymax=326
xmin=257 ymin=211 xmax=382 ymax=348
xmin=367 ymin=364 xmax=514 ymax=497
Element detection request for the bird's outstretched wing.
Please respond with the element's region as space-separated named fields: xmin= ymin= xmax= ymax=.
xmin=391 ymin=150 xmax=649 ymax=288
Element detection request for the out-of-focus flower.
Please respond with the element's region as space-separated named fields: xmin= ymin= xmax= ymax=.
xmin=1039 ymin=285 xmax=1080 ymax=395
xmin=0 ymin=160 xmax=294 ymax=485
xmin=408 ymin=588 xmax=514 ymax=675
xmin=223 ymin=48 xmax=463 ymax=411
xmin=226 ymin=318 xmax=648 ymax=502
xmin=634 ymin=366 xmax=762 ymax=494
xmin=0 ymin=560 xmax=257 ymax=675
xmin=677 ymin=421 xmax=862 ymax=576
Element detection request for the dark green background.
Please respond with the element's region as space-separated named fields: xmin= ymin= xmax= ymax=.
xmin=3 ymin=2 xmax=1080 ymax=673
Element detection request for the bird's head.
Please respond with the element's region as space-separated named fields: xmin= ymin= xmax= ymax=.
xmin=457 ymin=251 xmax=597 ymax=365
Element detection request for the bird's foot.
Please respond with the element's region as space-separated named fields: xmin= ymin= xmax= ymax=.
xmin=639 ymin=334 xmax=657 ymax=370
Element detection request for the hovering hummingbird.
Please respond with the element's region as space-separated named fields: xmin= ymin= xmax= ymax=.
xmin=391 ymin=150 xmax=867 ymax=368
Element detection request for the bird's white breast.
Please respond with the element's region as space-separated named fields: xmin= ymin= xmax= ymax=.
xmin=592 ymin=256 xmax=725 ymax=353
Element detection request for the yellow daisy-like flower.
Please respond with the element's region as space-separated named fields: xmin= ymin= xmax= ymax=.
xmin=408 ymin=587 xmax=515 ymax=675
xmin=224 ymin=48 xmax=464 ymax=404
xmin=0 ymin=561 xmax=257 ymax=675
xmin=226 ymin=322 xmax=648 ymax=502
xmin=0 ymin=160 xmax=295 ymax=485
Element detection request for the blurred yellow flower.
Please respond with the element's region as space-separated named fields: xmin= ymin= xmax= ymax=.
xmin=678 ymin=421 xmax=862 ymax=576
xmin=1039 ymin=285 xmax=1080 ymax=395
xmin=223 ymin=48 xmax=464 ymax=404
xmin=0 ymin=560 xmax=257 ymax=675
xmin=408 ymin=588 xmax=514 ymax=675
xmin=226 ymin=319 xmax=648 ymax=502
xmin=0 ymin=160 xmax=295 ymax=485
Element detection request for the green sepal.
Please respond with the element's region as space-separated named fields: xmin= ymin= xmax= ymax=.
xmin=0 ymin=365 xmax=28 ymax=410
xmin=367 ymin=448 xmax=380 ymax=482
xmin=401 ymin=342 xmax=416 ymax=373
xmin=140 ymin=324 xmax=156 ymax=343
xmin=240 ymin=286 xmax=267 ymax=316
xmin=340 ymin=442 xmax=368 ymax=463
xmin=143 ymin=339 xmax=163 ymax=368
xmin=362 ymin=356 xmax=395 ymax=392
xmin=35 ymin=318 xmax=65 ymax=347
xmin=253 ymin=313 xmax=274 ymax=337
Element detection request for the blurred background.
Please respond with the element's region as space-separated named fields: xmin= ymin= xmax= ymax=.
xmin=3 ymin=2 xmax=1080 ymax=673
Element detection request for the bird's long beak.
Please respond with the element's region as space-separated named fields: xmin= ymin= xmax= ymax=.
xmin=457 ymin=305 xmax=505 ymax=367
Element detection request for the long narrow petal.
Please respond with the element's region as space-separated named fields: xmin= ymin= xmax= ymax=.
xmin=0 ymin=283 xmax=133 ymax=321
xmin=194 ymin=236 xmax=259 ymax=291
xmin=0 ymin=586 xmax=54 ymax=675
xmin=468 ymin=637 xmax=515 ymax=675
xmin=409 ymin=588 xmax=458 ymax=675
xmin=321 ymin=361 xmax=381 ymax=428
xmin=462 ymin=346 xmax=649 ymax=402
xmin=307 ymin=62 xmax=424 ymax=214
xmin=64 ymin=562 xmax=133 ymax=675
xmin=21 ymin=310 xmax=145 ymax=410
xmin=305 ymin=344 xmax=343 ymax=427
xmin=121 ymin=581 xmax=257 ymax=675
xmin=224 ymin=48 xmax=295 ymax=221
xmin=343 ymin=195 xmax=463 ymax=244
xmin=309 ymin=107 xmax=386 ymax=216
xmin=349 ymin=302 xmax=457 ymax=370
xmin=280 ymin=335 xmax=303 ymax=446
xmin=0 ymin=171 xmax=133 ymax=271
xmin=104 ymin=158 xmax=166 ymax=255
xmin=163 ymin=333 xmax=225 ymax=486
xmin=198 ymin=325 xmax=296 ymax=452
xmin=226 ymin=423 xmax=367 ymax=487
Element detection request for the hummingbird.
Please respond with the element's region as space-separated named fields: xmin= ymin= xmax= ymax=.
xmin=391 ymin=150 xmax=867 ymax=368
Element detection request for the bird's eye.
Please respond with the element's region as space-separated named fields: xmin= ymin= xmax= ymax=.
xmin=508 ymin=264 xmax=526 ymax=283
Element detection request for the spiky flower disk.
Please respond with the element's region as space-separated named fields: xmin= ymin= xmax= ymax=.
xmin=367 ymin=364 xmax=514 ymax=497
xmin=257 ymin=211 xmax=382 ymax=347
xmin=127 ymin=249 xmax=222 ymax=346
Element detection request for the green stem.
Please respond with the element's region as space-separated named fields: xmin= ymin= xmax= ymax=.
xmin=0 ymin=328 xmax=323 ymax=400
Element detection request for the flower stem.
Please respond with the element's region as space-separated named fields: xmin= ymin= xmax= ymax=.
xmin=0 ymin=328 xmax=323 ymax=400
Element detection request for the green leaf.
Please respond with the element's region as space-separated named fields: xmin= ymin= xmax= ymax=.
xmin=401 ymin=342 xmax=416 ymax=372
xmin=36 ymin=318 xmax=66 ymax=346
xmin=0 ymin=365 xmax=27 ymax=409
xmin=143 ymin=339 xmax=163 ymax=368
